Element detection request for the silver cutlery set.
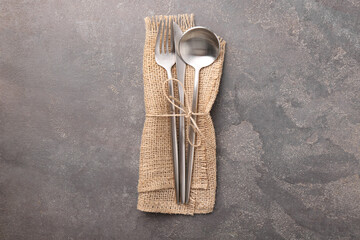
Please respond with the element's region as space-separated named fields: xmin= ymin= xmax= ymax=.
xmin=155 ymin=18 xmax=220 ymax=204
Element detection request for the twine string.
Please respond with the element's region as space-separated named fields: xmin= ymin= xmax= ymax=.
xmin=146 ymin=78 xmax=209 ymax=147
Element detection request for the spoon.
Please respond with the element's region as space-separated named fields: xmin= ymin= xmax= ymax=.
xmin=179 ymin=26 xmax=220 ymax=204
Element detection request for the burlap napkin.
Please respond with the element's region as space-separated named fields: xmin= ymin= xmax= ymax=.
xmin=137 ymin=14 xmax=226 ymax=215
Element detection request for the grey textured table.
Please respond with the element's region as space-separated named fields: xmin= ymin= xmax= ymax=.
xmin=1 ymin=1 xmax=360 ymax=239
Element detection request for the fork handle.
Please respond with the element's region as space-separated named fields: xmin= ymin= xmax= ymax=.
xmin=166 ymin=69 xmax=180 ymax=204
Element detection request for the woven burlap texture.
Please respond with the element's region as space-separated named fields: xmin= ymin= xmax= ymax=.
xmin=137 ymin=14 xmax=226 ymax=215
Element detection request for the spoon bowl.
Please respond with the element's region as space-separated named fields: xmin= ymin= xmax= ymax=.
xmin=179 ymin=27 xmax=220 ymax=69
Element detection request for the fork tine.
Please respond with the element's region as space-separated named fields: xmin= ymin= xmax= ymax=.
xmin=165 ymin=18 xmax=170 ymax=53
xmin=165 ymin=18 xmax=169 ymax=53
xmin=162 ymin=19 xmax=167 ymax=54
xmin=170 ymin=19 xmax=174 ymax=52
xmin=155 ymin=20 xmax=162 ymax=55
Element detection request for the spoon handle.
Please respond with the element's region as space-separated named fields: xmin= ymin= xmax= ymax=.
xmin=185 ymin=67 xmax=200 ymax=204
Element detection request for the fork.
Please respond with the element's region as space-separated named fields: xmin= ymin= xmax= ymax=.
xmin=155 ymin=18 xmax=180 ymax=204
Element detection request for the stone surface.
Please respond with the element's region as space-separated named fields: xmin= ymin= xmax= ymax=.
xmin=1 ymin=0 xmax=359 ymax=239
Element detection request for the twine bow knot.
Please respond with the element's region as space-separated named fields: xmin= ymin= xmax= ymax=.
xmin=146 ymin=78 xmax=209 ymax=148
